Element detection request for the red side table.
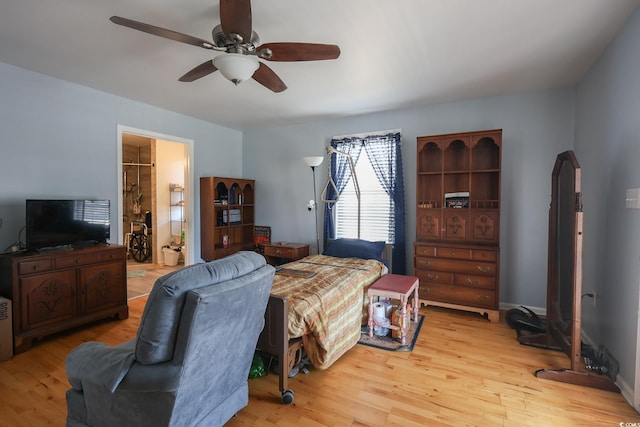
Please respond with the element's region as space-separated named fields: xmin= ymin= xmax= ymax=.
xmin=367 ymin=274 xmax=419 ymax=345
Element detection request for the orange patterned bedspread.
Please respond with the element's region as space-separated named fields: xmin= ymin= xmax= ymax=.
xmin=271 ymin=254 xmax=385 ymax=370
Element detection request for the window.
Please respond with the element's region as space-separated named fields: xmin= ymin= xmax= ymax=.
xmin=322 ymin=131 xmax=406 ymax=273
xmin=335 ymin=153 xmax=393 ymax=243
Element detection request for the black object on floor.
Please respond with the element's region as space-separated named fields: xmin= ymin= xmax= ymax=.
xmin=506 ymin=306 xmax=546 ymax=337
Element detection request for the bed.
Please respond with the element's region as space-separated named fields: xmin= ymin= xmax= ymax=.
xmin=256 ymin=239 xmax=392 ymax=404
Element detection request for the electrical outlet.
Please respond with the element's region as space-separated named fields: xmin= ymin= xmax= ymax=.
xmin=626 ymin=188 xmax=640 ymax=208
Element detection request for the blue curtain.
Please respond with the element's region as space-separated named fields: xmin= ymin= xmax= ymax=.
xmin=322 ymin=138 xmax=362 ymax=241
xmin=323 ymin=132 xmax=406 ymax=274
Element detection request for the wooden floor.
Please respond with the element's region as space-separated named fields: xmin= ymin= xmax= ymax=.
xmin=126 ymin=261 xmax=181 ymax=299
xmin=1 ymin=289 xmax=638 ymax=426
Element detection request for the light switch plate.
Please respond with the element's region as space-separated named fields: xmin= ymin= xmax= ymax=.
xmin=626 ymin=188 xmax=640 ymax=209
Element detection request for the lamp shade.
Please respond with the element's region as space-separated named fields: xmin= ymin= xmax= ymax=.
xmin=213 ymin=53 xmax=259 ymax=85
xmin=303 ymin=156 xmax=324 ymax=167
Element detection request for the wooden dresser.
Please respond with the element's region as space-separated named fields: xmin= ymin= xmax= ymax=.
xmin=0 ymin=244 xmax=128 ymax=353
xmin=415 ymin=129 xmax=501 ymax=321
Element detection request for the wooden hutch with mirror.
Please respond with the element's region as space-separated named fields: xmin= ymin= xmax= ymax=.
xmin=200 ymin=177 xmax=255 ymax=261
xmin=414 ymin=129 xmax=501 ymax=321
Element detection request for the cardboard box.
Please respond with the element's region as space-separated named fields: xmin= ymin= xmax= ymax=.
xmin=0 ymin=297 xmax=12 ymax=361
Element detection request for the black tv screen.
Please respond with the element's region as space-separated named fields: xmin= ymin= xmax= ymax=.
xmin=26 ymin=199 xmax=111 ymax=250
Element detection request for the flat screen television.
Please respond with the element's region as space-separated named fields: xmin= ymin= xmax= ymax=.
xmin=26 ymin=199 xmax=111 ymax=250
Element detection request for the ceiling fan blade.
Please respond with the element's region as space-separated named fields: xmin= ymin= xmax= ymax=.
xmin=252 ymin=63 xmax=287 ymax=93
xmin=219 ymin=0 xmax=252 ymax=42
xmin=259 ymin=43 xmax=341 ymax=62
xmin=110 ymin=16 xmax=216 ymax=50
xmin=179 ymin=60 xmax=218 ymax=82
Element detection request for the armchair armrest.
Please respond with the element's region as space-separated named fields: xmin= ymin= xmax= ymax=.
xmin=66 ymin=339 xmax=136 ymax=393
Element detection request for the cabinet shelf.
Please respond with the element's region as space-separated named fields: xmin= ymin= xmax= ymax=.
xmin=471 ymin=169 xmax=500 ymax=173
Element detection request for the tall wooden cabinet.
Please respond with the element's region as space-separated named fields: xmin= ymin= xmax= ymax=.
xmin=415 ymin=129 xmax=501 ymax=321
xmin=200 ymin=177 xmax=255 ymax=261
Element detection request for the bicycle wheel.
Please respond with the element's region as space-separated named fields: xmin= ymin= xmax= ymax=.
xmin=131 ymin=234 xmax=150 ymax=263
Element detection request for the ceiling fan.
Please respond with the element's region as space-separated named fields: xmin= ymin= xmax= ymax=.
xmin=110 ymin=0 xmax=340 ymax=93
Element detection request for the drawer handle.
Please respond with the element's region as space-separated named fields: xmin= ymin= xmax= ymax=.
xmin=476 ymin=266 xmax=490 ymax=272
xmin=275 ymin=249 xmax=282 ymax=255
xmin=467 ymin=278 xmax=479 ymax=285
xmin=427 ymin=273 xmax=439 ymax=280
xmin=32 ymin=265 xmax=39 ymax=271
xmin=450 ymin=250 xmax=457 ymax=256
xmin=477 ymin=295 xmax=489 ymax=301
xmin=419 ymin=260 xmax=429 ymax=267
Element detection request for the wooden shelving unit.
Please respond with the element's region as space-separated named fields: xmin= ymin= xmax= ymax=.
xmin=414 ymin=129 xmax=502 ymax=321
xmin=200 ymin=177 xmax=255 ymax=261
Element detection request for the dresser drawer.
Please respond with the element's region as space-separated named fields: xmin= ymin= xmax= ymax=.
xmin=416 ymin=243 xmax=497 ymax=262
xmin=100 ymin=249 xmax=125 ymax=262
xmin=453 ymin=273 xmax=495 ymax=290
xmin=414 ymin=244 xmax=435 ymax=257
xmin=436 ymin=246 xmax=471 ymax=259
xmin=420 ymin=283 xmax=496 ymax=309
xmin=56 ymin=253 xmax=101 ymax=269
xmin=471 ymin=249 xmax=497 ymax=262
xmin=415 ymin=257 xmax=496 ymax=276
xmin=17 ymin=259 xmax=53 ymax=275
xmin=415 ymin=268 xmax=453 ymax=285
xmin=264 ymin=246 xmax=296 ymax=259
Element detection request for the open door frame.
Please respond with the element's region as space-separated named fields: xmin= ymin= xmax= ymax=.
xmin=116 ymin=125 xmax=195 ymax=265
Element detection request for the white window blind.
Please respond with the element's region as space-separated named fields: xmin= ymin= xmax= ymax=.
xmin=335 ymin=153 xmax=393 ymax=243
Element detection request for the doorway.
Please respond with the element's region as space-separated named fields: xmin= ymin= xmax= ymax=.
xmin=116 ymin=125 xmax=194 ymax=268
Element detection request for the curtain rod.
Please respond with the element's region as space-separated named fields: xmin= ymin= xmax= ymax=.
xmin=331 ymin=128 xmax=401 ymax=140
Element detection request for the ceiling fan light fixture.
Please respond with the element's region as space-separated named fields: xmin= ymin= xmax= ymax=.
xmin=213 ymin=53 xmax=259 ymax=85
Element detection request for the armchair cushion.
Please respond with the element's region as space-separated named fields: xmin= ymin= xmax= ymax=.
xmin=135 ymin=251 xmax=266 ymax=364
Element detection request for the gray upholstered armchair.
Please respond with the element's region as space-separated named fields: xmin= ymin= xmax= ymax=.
xmin=65 ymin=251 xmax=274 ymax=427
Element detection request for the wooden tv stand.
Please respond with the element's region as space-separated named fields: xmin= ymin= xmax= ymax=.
xmin=0 ymin=244 xmax=128 ymax=353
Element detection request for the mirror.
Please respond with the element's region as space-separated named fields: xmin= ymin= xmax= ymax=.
xmin=519 ymin=150 xmax=618 ymax=392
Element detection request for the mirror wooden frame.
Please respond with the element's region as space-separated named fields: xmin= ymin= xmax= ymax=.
xmin=519 ymin=150 xmax=619 ymax=392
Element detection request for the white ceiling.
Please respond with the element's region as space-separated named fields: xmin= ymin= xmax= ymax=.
xmin=1 ymin=1 xmax=638 ymax=131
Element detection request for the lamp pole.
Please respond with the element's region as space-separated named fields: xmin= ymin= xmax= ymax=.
xmin=311 ymin=165 xmax=320 ymax=255
xmin=303 ymin=156 xmax=324 ymax=254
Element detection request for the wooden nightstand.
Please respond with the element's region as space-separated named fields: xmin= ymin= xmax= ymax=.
xmin=262 ymin=242 xmax=310 ymax=265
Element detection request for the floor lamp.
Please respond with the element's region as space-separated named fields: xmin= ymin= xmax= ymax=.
xmin=303 ymin=156 xmax=324 ymax=254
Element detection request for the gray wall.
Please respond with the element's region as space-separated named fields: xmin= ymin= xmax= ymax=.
xmin=0 ymin=61 xmax=243 ymax=262
xmin=243 ymin=88 xmax=575 ymax=309
xmin=575 ymin=6 xmax=640 ymax=396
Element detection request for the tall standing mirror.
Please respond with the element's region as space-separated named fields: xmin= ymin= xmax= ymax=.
xmin=519 ymin=150 xmax=618 ymax=392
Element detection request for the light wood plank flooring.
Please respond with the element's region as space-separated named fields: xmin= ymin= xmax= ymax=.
xmin=126 ymin=262 xmax=181 ymax=300
xmin=0 ymin=283 xmax=638 ymax=426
